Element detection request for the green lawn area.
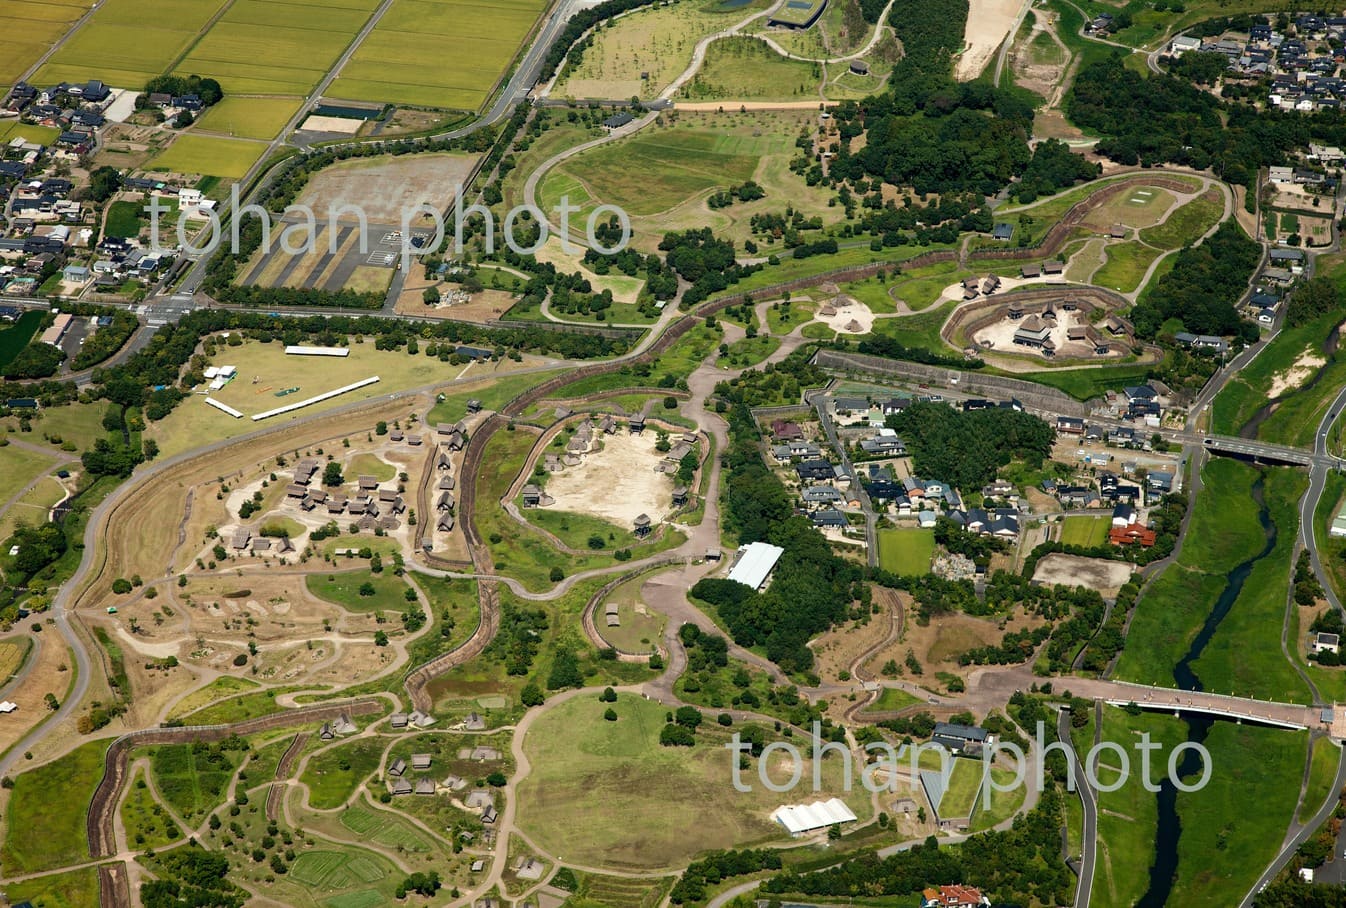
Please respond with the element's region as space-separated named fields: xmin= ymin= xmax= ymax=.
xmin=345 ymin=453 xmax=397 ymax=483
xmin=1211 ymin=311 xmax=1337 ymax=437
xmin=1115 ymin=459 xmax=1270 ymax=688
xmin=0 ymin=866 xmax=100 ymax=908
xmin=1314 ymin=472 xmax=1346 ymax=605
xmin=121 ymin=767 xmax=186 ymax=850
xmin=679 ymin=35 xmax=822 ymax=102
xmin=1190 ymin=467 xmax=1312 ymax=703
xmin=149 ymin=741 xmax=247 ymax=824
xmin=877 ymin=528 xmax=934 ymax=575
xmin=0 ymin=739 xmax=109 ymax=873
xmin=301 ymin=737 xmax=387 ymax=809
xmin=104 ymin=200 xmax=145 ymax=238
xmin=1139 ymin=191 xmax=1225 ymax=250
xmin=1060 ymin=515 xmax=1110 ymax=547
xmin=1170 ymin=722 xmax=1308 ymax=906
xmin=863 ymin=686 xmax=922 ymax=713
xmin=516 ymin=693 xmax=868 ymax=868
xmin=1092 ymin=241 xmax=1163 ymax=294
xmin=0 ymin=311 xmax=47 ymax=371
xmin=166 ymin=676 xmax=261 ymax=721
xmin=306 ymin=569 xmax=413 ymax=613
xmin=1301 ymin=736 xmax=1342 ymax=823
xmin=717 ymin=334 xmax=781 ymax=368
xmin=180 ymin=686 xmax=310 ymax=725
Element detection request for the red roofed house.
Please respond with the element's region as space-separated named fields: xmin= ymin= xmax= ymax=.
xmin=1109 ymin=523 xmax=1157 ymax=547
xmin=921 ymin=884 xmax=991 ymax=908
xmin=770 ymin=419 xmax=804 ymax=441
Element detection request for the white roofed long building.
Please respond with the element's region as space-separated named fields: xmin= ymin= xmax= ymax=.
xmin=771 ymin=798 xmax=858 ymax=836
xmin=726 ymin=541 xmax=785 ymax=590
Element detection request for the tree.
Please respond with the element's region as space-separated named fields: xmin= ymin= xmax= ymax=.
xmin=600 ymin=686 xmax=617 ymax=702
xmin=486 ymin=770 xmax=507 ymax=787
xmin=112 ymin=577 xmax=132 ymax=594
xmin=376 ymin=421 xmax=388 ymax=435
xmin=323 ymin=461 xmax=344 ymax=486
xmin=359 ymin=582 xmax=376 ymax=597
xmin=549 ymin=566 xmax=564 ymax=582
xmin=521 ymin=682 xmax=545 ymax=707
xmin=373 ymin=630 xmax=388 ymax=646
xmin=87 ymin=166 xmax=122 ymax=202
xmin=660 ymin=723 xmax=695 ymax=746
xmin=604 ymin=707 xmax=618 ymax=721
xmin=397 ymin=871 xmax=441 ymax=898
xmin=675 ymin=706 xmax=703 ymax=729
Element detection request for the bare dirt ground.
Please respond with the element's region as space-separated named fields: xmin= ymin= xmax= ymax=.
xmin=542 ymin=432 xmax=676 ymax=525
xmin=971 ymin=308 xmax=1119 ymax=359
xmin=810 ymin=604 xmax=895 ymax=684
xmin=860 ymin=610 xmax=1046 ymax=686
xmin=956 ymin=0 xmax=1025 ymax=80
xmin=1007 ymin=16 xmax=1068 ymax=98
xmin=1268 ymin=346 xmax=1329 ymax=397
xmin=1031 ymin=553 xmax=1133 ymax=593
xmin=0 ymin=633 xmax=72 ymax=757
xmin=393 ymin=270 xmax=518 ymax=322
xmin=297 ymin=153 xmax=482 ymax=224
xmin=815 ymin=298 xmax=875 ymax=333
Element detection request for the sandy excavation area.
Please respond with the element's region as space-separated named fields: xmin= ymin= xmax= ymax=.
xmin=957 ymin=0 xmax=1027 ymax=80
xmin=1031 ymin=553 xmax=1134 ymax=593
xmin=1268 ymin=345 xmax=1329 ymax=397
xmin=543 ymin=432 xmax=675 ymax=525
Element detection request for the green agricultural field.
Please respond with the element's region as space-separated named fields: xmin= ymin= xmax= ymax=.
xmin=0 ymin=740 xmax=108 ymax=873
xmin=149 ymin=134 xmax=267 ymax=179
xmin=302 ymin=738 xmax=387 ymax=809
xmin=104 ymin=200 xmax=145 ymax=239
xmin=1059 ymin=515 xmax=1110 ymax=547
xmin=516 ymin=693 xmax=869 ymax=868
xmin=193 ymin=96 xmax=305 ymax=141
xmin=0 ymin=121 xmax=61 ymax=146
xmin=338 ymin=805 xmax=437 ymax=853
xmin=175 ymin=0 xmax=381 ymax=94
xmin=306 ymin=570 xmax=413 ymax=613
xmin=149 ymin=740 xmax=247 ymax=823
xmin=328 ymin=0 xmax=547 ymax=110
xmin=0 ymin=310 xmax=47 ymax=370
xmin=34 ymin=0 xmax=232 ymax=87
xmin=877 ymin=528 xmax=935 ymax=575
xmin=1092 ymin=241 xmax=1163 ymax=294
xmin=679 ymin=36 xmax=823 ymax=101
xmin=0 ymin=0 xmax=88 ymax=86
xmin=290 ymin=849 xmax=389 ymax=887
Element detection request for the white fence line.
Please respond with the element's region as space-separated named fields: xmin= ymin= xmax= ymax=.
xmin=251 ymin=376 xmax=380 ymax=422
xmin=204 ymin=397 xmax=244 ymax=419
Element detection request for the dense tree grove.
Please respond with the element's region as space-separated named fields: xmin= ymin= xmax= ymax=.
xmin=855 ymin=334 xmax=976 ymax=369
xmin=142 ymin=847 xmax=244 ymax=907
xmin=71 ymin=309 xmax=138 ymax=371
xmin=670 ymin=850 xmax=784 ymax=903
xmin=884 ymin=401 xmax=1054 ymax=490
xmin=3 ymin=341 xmax=63 ymax=380
xmin=1129 ymin=222 xmax=1261 ymax=340
xmin=1286 ymin=276 xmax=1339 ymax=328
xmin=138 ymin=74 xmax=223 ymax=106
xmin=659 ymin=229 xmax=763 ymax=306
xmin=1009 ymin=138 xmax=1102 ymax=202
xmin=690 ymin=402 xmax=862 ymax=671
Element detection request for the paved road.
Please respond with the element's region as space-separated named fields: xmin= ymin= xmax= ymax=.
xmin=1059 ymin=708 xmax=1097 ymax=908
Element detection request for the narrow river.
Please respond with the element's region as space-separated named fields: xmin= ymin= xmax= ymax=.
xmin=1135 ymin=475 xmax=1274 ymax=906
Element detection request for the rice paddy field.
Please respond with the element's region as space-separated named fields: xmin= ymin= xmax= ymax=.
xmin=173 ymin=0 xmax=383 ymax=95
xmin=326 ymin=0 xmax=547 ymax=111
xmin=0 ymin=0 xmax=95 ymax=86
xmin=33 ymin=0 xmax=233 ymax=88
xmin=192 ymin=96 xmax=306 ymax=141
xmin=148 ymin=134 xmax=268 ymax=179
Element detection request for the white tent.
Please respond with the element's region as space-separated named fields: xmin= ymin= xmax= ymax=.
xmin=726 ymin=541 xmax=785 ymax=590
xmin=770 ymin=798 xmax=857 ymax=836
